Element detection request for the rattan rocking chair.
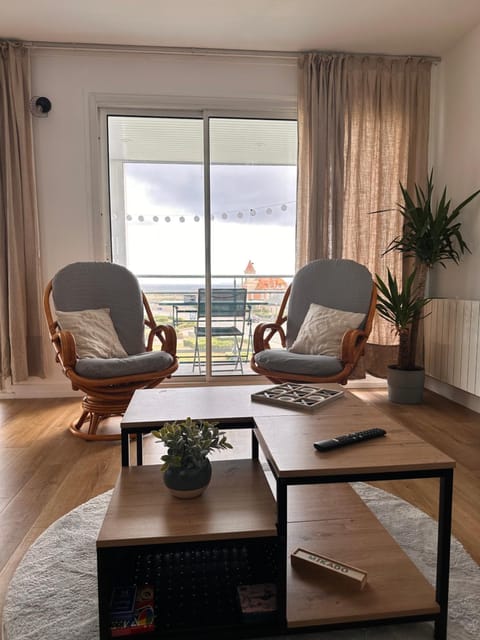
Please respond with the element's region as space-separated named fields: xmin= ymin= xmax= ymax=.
xmin=44 ymin=262 xmax=178 ymax=441
xmin=251 ymin=259 xmax=376 ymax=385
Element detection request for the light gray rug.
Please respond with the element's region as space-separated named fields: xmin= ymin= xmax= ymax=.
xmin=2 ymin=484 xmax=479 ymax=640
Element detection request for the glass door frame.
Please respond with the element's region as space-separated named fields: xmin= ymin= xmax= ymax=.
xmin=96 ymin=100 xmax=297 ymax=384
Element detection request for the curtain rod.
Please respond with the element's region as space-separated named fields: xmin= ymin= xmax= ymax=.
xmin=23 ymin=41 xmax=299 ymax=59
xmin=307 ymin=50 xmax=441 ymax=63
xmin=20 ymin=40 xmax=440 ymax=63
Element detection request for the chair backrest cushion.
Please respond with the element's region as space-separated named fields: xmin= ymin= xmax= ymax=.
xmin=51 ymin=262 xmax=145 ymax=355
xmin=286 ymin=259 xmax=373 ymax=348
xmin=289 ymin=303 xmax=367 ymax=357
xmin=55 ymin=308 xmax=128 ymax=359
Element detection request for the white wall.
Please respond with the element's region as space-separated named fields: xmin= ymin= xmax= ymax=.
xmin=31 ymin=49 xmax=297 ymax=281
xmin=24 ymin=48 xmax=297 ymax=393
xmin=425 ymin=24 xmax=480 ymax=408
xmin=20 ymin=41 xmax=480 ymax=399
xmin=429 ymin=22 xmax=480 ymax=299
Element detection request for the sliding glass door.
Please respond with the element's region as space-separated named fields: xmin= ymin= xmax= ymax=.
xmin=106 ymin=113 xmax=297 ymax=378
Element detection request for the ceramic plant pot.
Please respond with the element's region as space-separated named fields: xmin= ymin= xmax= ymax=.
xmin=163 ymin=459 xmax=212 ymax=499
xmin=387 ymin=365 xmax=425 ymax=404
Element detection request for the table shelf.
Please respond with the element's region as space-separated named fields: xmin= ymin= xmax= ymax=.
xmin=97 ymin=459 xmax=280 ymax=639
xmin=286 ymin=484 xmax=438 ymax=628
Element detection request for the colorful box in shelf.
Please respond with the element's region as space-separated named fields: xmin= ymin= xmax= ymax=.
xmin=110 ymin=585 xmax=155 ymax=637
xmin=237 ymin=583 xmax=277 ymax=622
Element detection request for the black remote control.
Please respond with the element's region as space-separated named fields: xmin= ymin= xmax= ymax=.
xmin=314 ymin=428 xmax=387 ymax=451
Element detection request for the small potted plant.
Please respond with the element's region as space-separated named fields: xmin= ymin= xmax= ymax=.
xmin=152 ymin=417 xmax=232 ymax=499
xmin=375 ymin=269 xmax=430 ymax=403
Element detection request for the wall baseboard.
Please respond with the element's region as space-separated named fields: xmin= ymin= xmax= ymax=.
xmin=1 ymin=374 xmax=387 ymax=399
xmin=0 ymin=381 xmax=81 ymax=399
xmin=425 ymin=375 xmax=480 ymax=414
xmin=8 ymin=377 xmax=475 ymax=409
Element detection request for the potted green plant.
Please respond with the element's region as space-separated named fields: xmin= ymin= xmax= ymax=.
xmin=376 ymin=171 xmax=480 ymax=402
xmin=152 ymin=417 xmax=232 ymax=499
xmin=375 ymin=269 xmax=431 ymax=403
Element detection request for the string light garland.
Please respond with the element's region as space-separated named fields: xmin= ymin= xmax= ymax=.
xmin=124 ymin=201 xmax=295 ymax=224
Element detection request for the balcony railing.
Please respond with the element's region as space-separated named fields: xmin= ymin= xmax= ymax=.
xmin=138 ymin=274 xmax=292 ymax=376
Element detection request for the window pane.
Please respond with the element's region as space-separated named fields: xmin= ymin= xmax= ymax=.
xmin=108 ymin=116 xmax=205 ymax=276
xmin=107 ymin=114 xmax=297 ymax=378
xmin=208 ymin=118 xmax=297 ymax=375
xmin=108 ymin=115 xmax=205 ymax=374
xmin=209 ymin=118 xmax=297 ymax=277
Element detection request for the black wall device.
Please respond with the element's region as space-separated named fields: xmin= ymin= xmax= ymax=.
xmin=30 ymin=96 xmax=52 ymax=117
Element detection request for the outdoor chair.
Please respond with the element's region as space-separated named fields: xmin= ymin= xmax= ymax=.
xmin=193 ymin=288 xmax=248 ymax=373
xmin=44 ymin=261 xmax=178 ymax=441
xmin=250 ymin=259 xmax=376 ymax=384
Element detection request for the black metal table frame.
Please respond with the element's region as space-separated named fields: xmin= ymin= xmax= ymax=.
xmin=121 ymin=419 xmax=259 ymax=467
xmin=270 ymin=461 xmax=453 ymax=639
xmin=120 ymin=420 xmax=453 ymax=640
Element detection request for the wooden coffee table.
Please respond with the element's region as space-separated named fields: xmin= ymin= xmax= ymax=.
xmin=97 ymin=384 xmax=454 ymax=639
xmin=253 ymin=412 xmax=454 ymax=637
xmin=119 ymin=384 xmax=315 ymax=466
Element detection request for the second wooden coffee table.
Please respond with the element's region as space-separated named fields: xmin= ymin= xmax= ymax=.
xmin=112 ymin=384 xmax=454 ymax=639
xmin=253 ymin=411 xmax=454 ymax=638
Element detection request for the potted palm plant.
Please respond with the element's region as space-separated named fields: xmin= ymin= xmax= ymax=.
xmin=375 ymin=269 xmax=430 ymax=403
xmin=152 ymin=417 xmax=232 ymax=499
xmin=376 ymin=171 xmax=480 ymax=403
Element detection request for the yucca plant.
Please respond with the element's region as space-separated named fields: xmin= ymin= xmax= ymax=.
xmin=375 ymin=269 xmax=430 ymax=370
xmin=386 ymin=170 xmax=480 ymax=300
xmin=376 ymin=171 xmax=480 ymax=369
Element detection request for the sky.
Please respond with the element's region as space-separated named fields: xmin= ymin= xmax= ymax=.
xmin=117 ymin=163 xmax=297 ymax=279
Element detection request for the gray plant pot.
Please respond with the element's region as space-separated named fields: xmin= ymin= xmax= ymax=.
xmin=387 ymin=366 xmax=425 ymax=404
xmin=163 ymin=459 xmax=212 ymax=499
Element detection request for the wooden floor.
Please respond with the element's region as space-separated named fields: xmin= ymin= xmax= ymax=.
xmin=0 ymin=387 xmax=479 ymax=635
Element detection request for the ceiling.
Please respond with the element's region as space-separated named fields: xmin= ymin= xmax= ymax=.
xmin=2 ymin=0 xmax=480 ymax=57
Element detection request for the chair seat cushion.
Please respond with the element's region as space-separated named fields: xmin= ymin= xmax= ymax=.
xmin=254 ymin=349 xmax=344 ymax=377
xmin=75 ymin=350 xmax=174 ymax=379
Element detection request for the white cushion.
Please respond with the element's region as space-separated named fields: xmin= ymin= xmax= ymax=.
xmin=289 ymin=303 xmax=365 ymax=357
xmin=55 ymin=308 xmax=128 ymax=359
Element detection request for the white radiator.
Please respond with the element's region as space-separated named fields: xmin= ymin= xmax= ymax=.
xmin=424 ymin=298 xmax=480 ymax=396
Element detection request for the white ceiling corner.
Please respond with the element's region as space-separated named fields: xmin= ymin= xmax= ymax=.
xmin=1 ymin=1 xmax=480 ymax=57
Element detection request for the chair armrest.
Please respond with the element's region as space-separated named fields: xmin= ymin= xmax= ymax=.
xmin=146 ymin=323 xmax=177 ymax=355
xmin=340 ymin=328 xmax=368 ymax=363
xmin=52 ymin=329 xmax=78 ymax=369
xmin=253 ymin=322 xmax=287 ymax=353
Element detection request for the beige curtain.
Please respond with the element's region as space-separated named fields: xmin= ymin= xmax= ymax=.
xmin=297 ymin=53 xmax=431 ymax=375
xmin=0 ymin=41 xmax=47 ymax=386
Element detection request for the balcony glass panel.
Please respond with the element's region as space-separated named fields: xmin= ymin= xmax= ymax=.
xmin=107 ymin=114 xmax=297 ymax=378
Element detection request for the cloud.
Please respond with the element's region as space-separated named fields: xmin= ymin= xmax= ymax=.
xmin=125 ymin=163 xmax=297 ymax=226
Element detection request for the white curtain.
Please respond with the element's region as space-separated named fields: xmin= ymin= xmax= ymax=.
xmin=0 ymin=41 xmax=47 ymax=385
xmin=296 ymin=53 xmax=432 ymax=374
